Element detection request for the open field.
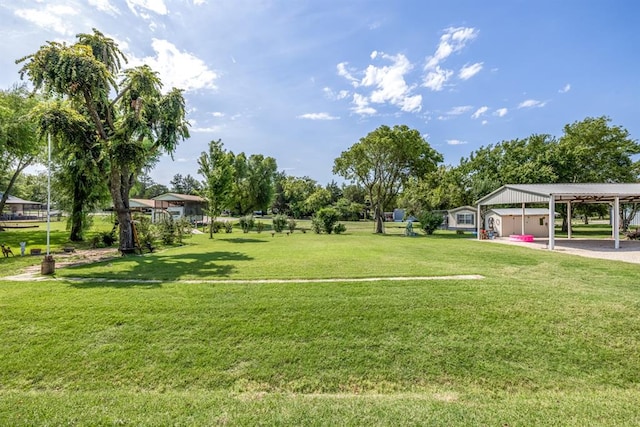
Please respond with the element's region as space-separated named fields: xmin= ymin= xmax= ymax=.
xmin=1 ymin=220 xmax=639 ymax=425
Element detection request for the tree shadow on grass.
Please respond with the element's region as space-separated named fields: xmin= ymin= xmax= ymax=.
xmin=218 ymin=237 xmax=268 ymax=244
xmin=62 ymin=250 xmax=253 ymax=286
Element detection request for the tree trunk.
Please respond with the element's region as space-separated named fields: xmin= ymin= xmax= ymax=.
xmin=69 ymin=191 xmax=84 ymax=241
xmin=110 ymin=167 xmax=134 ymax=252
xmin=374 ymin=204 xmax=385 ymax=234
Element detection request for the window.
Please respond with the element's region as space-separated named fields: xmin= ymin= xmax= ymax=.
xmin=456 ymin=213 xmax=474 ymax=225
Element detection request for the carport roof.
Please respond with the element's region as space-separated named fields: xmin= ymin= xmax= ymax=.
xmin=476 ymin=183 xmax=640 ymax=205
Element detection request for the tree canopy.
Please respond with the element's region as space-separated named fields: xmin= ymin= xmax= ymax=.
xmin=17 ymin=29 xmax=189 ymax=251
xmin=333 ymin=124 xmax=442 ymax=233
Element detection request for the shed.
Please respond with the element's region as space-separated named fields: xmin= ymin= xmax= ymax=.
xmin=485 ymin=208 xmax=555 ymax=238
xmin=447 ymin=206 xmax=477 ymax=230
xmin=475 ymin=183 xmax=640 ymax=250
xmin=152 ymin=193 xmax=206 ymax=223
xmin=0 ymin=192 xmax=44 ymax=220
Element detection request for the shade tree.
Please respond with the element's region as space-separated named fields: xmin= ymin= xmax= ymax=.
xmin=17 ymin=29 xmax=190 ymax=251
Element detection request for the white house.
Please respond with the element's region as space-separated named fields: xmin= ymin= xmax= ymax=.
xmin=446 ymin=206 xmax=477 ymax=230
xmin=151 ymin=193 xmax=206 ymax=223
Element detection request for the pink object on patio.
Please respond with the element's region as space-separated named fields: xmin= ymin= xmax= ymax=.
xmin=509 ymin=234 xmax=534 ymax=242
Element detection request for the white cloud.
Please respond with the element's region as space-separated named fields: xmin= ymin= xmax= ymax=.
xmin=361 ymin=52 xmax=422 ymax=112
xmin=471 ymin=106 xmax=489 ymax=119
xmin=297 ymin=113 xmax=340 ymax=120
xmin=193 ymin=0 xmax=206 ymax=4
xmin=447 ymin=139 xmax=468 ymax=145
xmin=425 ymin=27 xmax=478 ymax=70
xmin=494 ymin=108 xmax=508 ymax=117
xmin=518 ymin=99 xmax=546 ymax=109
xmin=323 ymin=87 xmax=349 ymax=100
xmin=337 ymin=62 xmax=359 ymax=87
xmin=481 ymin=120 xmax=488 ymax=125
xmin=211 ymin=112 xmax=224 ymax=117
xmin=339 ymin=52 xmax=422 ymax=114
xmin=129 ymin=39 xmax=218 ymax=92
xmin=191 ymin=125 xmax=223 ymax=133
xmin=423 ymin=66 xmax=453 ymax=91
xmin=459 ymin=62 xmax=483 ymax=80
xmin=559 ymin=83 xmax=571 ymax=93
xmin=351 ymin=93 xmax=376 ymax=116
xmin=447 ymin=105 xmax=473 ymax=115
xmin=88 ymin=0 xmax=120 ymax=15
xmin=14 ymin=4 xmax=79 ymax=35
xmin=126 ymin=0 xmax=168 ymax=15
xmin=422 ymin=27 xmax=478 ymax=91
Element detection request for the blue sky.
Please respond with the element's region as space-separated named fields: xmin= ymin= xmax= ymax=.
xmin=1 ymin=0 xmax=639 ymax=186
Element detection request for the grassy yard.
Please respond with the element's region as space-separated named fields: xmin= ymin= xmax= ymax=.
xmin=0 ymin=220 xmax=639 ymax=425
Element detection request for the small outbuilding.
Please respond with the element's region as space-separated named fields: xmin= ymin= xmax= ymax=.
xmin=484 ymin=208 xmax=554 ymax=238
xmin=0 ymin=192 xmax=44 ymax=220
xmin=152 ymin=193 xmax=206 ymax=224
xmin=476 ymin=183 xmax=640 ymax=250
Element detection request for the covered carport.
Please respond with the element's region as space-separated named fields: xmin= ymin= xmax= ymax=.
xmin=475 ymin=183 xmax=640 ymax=250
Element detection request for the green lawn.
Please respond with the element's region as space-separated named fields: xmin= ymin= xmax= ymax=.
xmin=0 ymin=220 xmax=639 ymax=425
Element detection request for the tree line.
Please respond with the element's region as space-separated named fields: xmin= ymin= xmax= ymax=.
xmin=2 ymin=29 xmax=639 ymax=249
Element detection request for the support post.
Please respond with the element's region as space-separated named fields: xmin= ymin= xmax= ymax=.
xmin=614 ymin=197 xmax=620 ymax=249
xmin=521 ymin=202 xmax=525 ymax=235
xmin=548 ymin=196 xmax=555 ymax=250
xmin=567 ymin=201 xmax=572 ymax=239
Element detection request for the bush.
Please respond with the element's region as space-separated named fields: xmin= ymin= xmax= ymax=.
xmin=287 ymin=218 xmax=297 ymax=233
xmin=272 ymin=214 xmax=288 ymax=233
xmin=158 ymin=215 xmax=192 ymax=245
xmin=312 ymin=207 xmax=340 ymax=234
xmin=239 ymin=215 xmax=255 ymax=233
xmin=418 ymin=211 xmax=444 ymax=235
xmin=174 ymin=217 xmax=193 ymax=244
xmin=223 ymin=221 xmax=233 ymax=233
xmin=333 ymin=223 xmax=347 ymax=234
xmin=133 ymin=214 xmax=156 ymax=248
xmin=256 ymin=221 xmax=265 ymax=233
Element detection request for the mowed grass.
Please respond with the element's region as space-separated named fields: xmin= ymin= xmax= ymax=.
xmin=1 ymin=220 xmax=639 ymax=425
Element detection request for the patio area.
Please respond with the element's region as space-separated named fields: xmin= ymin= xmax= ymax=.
xmin=485 ymin=236 xmax=640 ymax=265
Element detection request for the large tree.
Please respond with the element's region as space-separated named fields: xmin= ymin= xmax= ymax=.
xmin=333 ymin=124 xmax=442 ymax=233
xmin=37 ymin=100 xmax=109 ymax=241
xmin=198 ymin=139 xmax=234 ymax=238
xmin=18 ymin=29 xmax=189 ymax=251
xmin=230 ymin=153 xmax=277 ymax=215
xmin=0 ymin=85 xmax=43 ymax=216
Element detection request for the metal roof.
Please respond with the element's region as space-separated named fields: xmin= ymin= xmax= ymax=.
xmin=152 ymin=193 xmax=205 ymax=202
xmin=488 ymin=208 xmax=553 ymax=216
xmin=0 ymin=192 xmax=43 ymax=206
xmin=476 ymin=183 xmax=640 ymax=205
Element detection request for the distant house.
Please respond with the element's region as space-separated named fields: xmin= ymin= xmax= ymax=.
xmin=484 ymin=208 xmax=554 ymax=238
xmin=446 ymin=206 xmax=477 ymax=231
xmin=152 ymin=193 xmax=206 ymax=223
xmin=0 ymin=192 xmax=44 ymax=220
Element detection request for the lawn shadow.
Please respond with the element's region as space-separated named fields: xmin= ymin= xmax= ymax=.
xmin=60 ymin=250 xmax=253 ymax=285
xmin=218 ymin=237 xmax=268 ymax=244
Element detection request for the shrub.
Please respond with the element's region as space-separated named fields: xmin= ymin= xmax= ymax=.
xmin=312 ymin=207 xmax=340 ymax=234
xmin=418 ymin=211 xmax=444 ymax=235
xmin=133 ymin=214 xmax=156 ymax=248
xmin=158 ymin=215 xmax=176 ymax=244
xmin=333 ymin=223 xmax=347 ymax=234
xmin=272 ymin=214 xmax=288 ymax=233
xmin=174 ymin=217 xmax=193 ymax=244
xmin=456 ymin=229 xmax=465 ymax=235
xmin=256 ymin=221 xmax=265 ymax=233
xmin=288 ymin=218 xmax=297 ymax=233
xmin=211 ymin=221 xmax=224 ymax=233
xmin=311 ymin=216 xmax=323 ymax=234
xmin=239 ymin=215 xmax=255 ymax=233
xmin=223 ymin=221 xmax=233 ymax=233
xmin=101 ymin=230 xmax=117 ymax=247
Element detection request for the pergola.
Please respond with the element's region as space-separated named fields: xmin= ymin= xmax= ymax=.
xmin=475 ymin=183 xmax=640 ymax=250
